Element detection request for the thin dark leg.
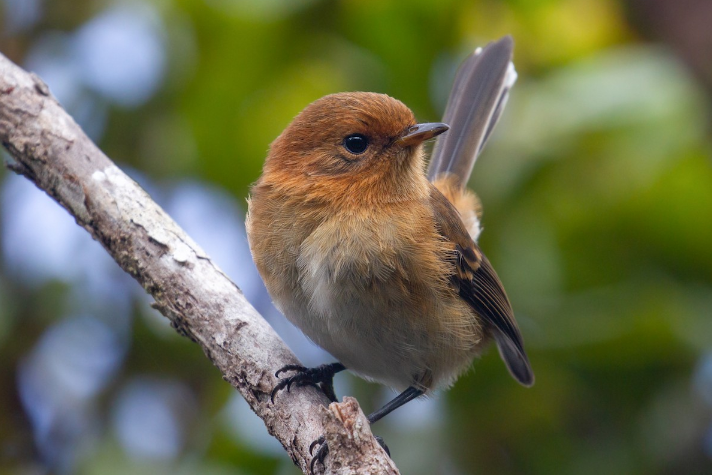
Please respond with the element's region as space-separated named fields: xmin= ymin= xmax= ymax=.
xmin=320 ymin=375 xmax=340 ymax=403
xmin=271 ymin=362 xmax=346 ymax=403
xmin=367 ymin=386 xmax=424 ymax=424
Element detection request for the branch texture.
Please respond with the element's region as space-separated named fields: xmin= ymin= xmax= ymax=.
xmin=0 ymin=53 xmax=398 ymax=475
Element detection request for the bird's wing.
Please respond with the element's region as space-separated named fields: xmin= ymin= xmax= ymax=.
xmin=428 ymin=35 xmax=517 ymax=189
xmin=430 ymin=187 xmax=534 ymax=386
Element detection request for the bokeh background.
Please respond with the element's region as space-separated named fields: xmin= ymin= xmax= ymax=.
xmin=1 ymin=0 xmax=712 ymax=474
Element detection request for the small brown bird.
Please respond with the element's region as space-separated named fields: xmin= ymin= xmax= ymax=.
xmin=246 ymin=36 xmax=533 ymax=469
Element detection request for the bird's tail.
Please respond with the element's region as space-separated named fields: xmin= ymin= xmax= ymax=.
xmin=427 ymin=35 xmax=517 ymax=188
xmin=429 ymin=37 xmax=534 ymax=387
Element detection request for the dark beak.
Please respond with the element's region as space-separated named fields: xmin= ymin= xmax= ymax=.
xmin=397 ymin=122 xmax=449 ymax=147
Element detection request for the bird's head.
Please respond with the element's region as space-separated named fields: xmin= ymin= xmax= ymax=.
xmin=262 ymin=92 xmax=448 ymax=205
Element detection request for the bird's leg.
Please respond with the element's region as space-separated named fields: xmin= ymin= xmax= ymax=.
xmin=309 ymin=386 xmax=423 ymax=472
xmin=367 ymin=385 xmax=424 ymax=424
xmin=271 ymin=362 xmax=345 ymax=403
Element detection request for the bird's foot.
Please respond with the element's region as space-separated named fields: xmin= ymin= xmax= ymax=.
xmin=271 ymin=362 xmax=345 ymax=403
xmin=309 ymin=435 xmax=328 ymax=474
xmin=308 ymin=433 xmax=390 ymax=473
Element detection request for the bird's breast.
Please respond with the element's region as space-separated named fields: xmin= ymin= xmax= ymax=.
xmin=298 ymin=214 xmax=404 ymax=316
xmin=249 ymin=195 xmax=482 ymax=390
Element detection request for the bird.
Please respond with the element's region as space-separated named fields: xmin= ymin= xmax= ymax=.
xmin=246 ymin=35 xmax=533 ymax=471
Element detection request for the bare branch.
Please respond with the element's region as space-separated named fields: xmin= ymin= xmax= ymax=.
xmin=322 ymin=398 xmax=399 ymax=474
xmin=0 ymin=52 xmax=399 ymax=475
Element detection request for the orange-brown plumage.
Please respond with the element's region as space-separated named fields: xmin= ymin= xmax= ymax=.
xmin=248 ymin=92 xmax=489 ymax=390
xmin=259 ymin=93 xmax=427 ymax=207
xmin=246 ymin=43 xmax=533 ymax=464
xmin=247 ymin=90 xmax=533 ymax=396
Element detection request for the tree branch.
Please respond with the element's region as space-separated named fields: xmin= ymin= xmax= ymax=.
xmin=0 ymin=53 xmax=398 ymax=475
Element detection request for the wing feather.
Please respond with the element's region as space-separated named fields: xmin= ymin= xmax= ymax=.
xmin=430 ymin=186 xmax=534 ymax=386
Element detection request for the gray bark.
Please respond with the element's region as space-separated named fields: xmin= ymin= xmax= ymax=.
xmin=0 ymin=52 xmax=399 ymax=475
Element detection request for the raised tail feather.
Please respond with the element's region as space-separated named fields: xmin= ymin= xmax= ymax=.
xmin=430 ymin=36 xmax=534 ymax=387
xmin=428 ymin=35 xmax=517 ymax=189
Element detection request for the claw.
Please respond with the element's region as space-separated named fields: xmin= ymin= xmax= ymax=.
xmin=270 ymin=387 xmax=279 ymax=403
xmin=306 ymin=433 xmax=387 ymax=473
xmin=310 ymin=438 xmax=329 ymax=474
xmin=271 ymin=363 xmax=346 ymax=404
xmin=374 ymin=435 xmax=391 ymax=457
xmin=275 ymin=364 xmax=306 ymax=378
xmin=270 ymin=379 xmax=287 ymax=403
xmin=309 ymin=435 xmax=325 ymax=455
xmin=270 ymin=377 xmax=296 ymax=403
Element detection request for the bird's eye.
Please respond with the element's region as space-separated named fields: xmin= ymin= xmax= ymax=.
xmin=343 ymin=134 xmax=369 ymax=155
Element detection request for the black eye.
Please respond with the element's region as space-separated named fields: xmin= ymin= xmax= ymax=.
xmin=343 ymin=134 xmax=369 ymax=155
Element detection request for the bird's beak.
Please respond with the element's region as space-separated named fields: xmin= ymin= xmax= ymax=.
xmin=397 ymin=122 xmax=449 ymax=147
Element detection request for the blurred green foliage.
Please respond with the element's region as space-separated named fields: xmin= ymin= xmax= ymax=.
xmin=1 ymin=0 xmax=712 ymax=474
